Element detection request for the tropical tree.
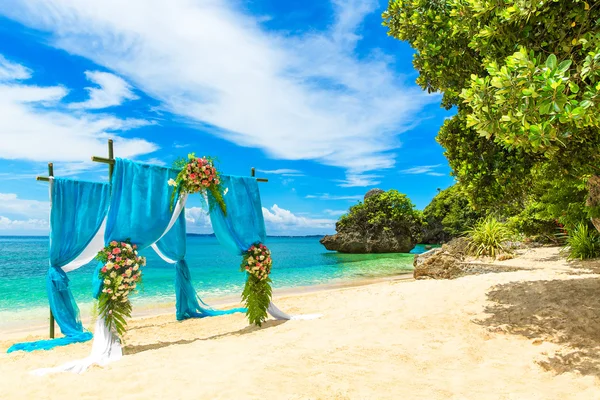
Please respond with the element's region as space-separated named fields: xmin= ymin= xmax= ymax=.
xmin=422 ymin=184 xmax=484 ymax=243
xmin=383 ymin=0 xmax=600 ymax=230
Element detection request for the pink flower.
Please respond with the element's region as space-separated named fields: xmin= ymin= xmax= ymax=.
xmin=116 ymin=257 xmax=122 ymax=262
xmin=112 ymin=248 xmax=121 ymax=254
xmin=121 ymin=242 xmax=127 ymax=247
xmin=108 ymin=310 xmax=113 ymax=314
xmin=108 ymin=254 xmax=114 ymax=260
xmin=132 ymin=244 xmax=137 ymax=249
xmin=110 ymin=241 xmax=118 ymax=246
xmin=189 ymin=173 xmax=197 ymax=179
xmin=101 ymin=267 xmax=107 ymax=273
xmin=114 ymin=264 xmax=120 ymax=270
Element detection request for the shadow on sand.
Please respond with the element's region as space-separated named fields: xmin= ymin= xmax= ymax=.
xmin=123 ymin=320 xmax=286 ymax=355
xmin=475 ymin=276 xmax=600 ymax=377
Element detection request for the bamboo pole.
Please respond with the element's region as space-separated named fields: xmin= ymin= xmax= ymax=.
xmin=251 ymin=167 xmax=268 ymax=182
xmin=48 ymin=163 xmax=55 ymax=339
xmin=108 ymin=139 xmax=114 ymax=179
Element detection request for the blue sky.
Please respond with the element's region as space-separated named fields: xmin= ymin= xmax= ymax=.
xmin=0 ymin=0 xmax=454 ymax=236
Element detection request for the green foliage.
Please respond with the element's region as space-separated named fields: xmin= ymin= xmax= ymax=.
xmin=240 ymin=244 xmax=273 ymax=326
xmin=384 ymin=0 xmax=600 ymax=226
xmin=97 ymin=289 xmax=133 ymax=338
xmin=337 ymin=189 xmax=423 ymax=241
xmin=170 ymin=153 xmax=226 ymax=215
xmin=241 ymin=275 xmax=272 ymax=327
xmin=422 ymin=185 xmax=484 ymax=242
xmin=94 ymin=240 xmax=144 ymax=340
xmin=565 ymin=222 xmax=600 ymax=260
xmin=466 ymin=216 xmax=513 ymax=258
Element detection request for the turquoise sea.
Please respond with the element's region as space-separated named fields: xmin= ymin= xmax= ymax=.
xmin=0 ymin=236 xmax=429 ymax=326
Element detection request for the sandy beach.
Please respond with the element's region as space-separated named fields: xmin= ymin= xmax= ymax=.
xmin=2 ymin=247 xmax=600 ymax=399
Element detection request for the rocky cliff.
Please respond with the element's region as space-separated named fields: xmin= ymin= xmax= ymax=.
xmin=319 ymin=189 xmax=421 ymax=253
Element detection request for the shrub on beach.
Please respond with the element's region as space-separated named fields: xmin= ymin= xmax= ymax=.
xmin=465 ymin=216 xmax=513 ymax=258
xmin=565 ymin=222 xmax=600 ymax=261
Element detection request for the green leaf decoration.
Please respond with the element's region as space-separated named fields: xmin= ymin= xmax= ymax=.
xmin=241 ymin=275 xmax=272 ymax=327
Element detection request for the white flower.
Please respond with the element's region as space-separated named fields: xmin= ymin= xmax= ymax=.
xmin=168 ymin=178 xmax=177 ymax=187
xmin=111 ymin=296 xmax=117 ymax=300
xmin=126 ymin=259 xmax=134 ymax=266
xmin=104 ymin=279 xmax=111 ymax=285
xmin=110 ymin=271 xmax=117 ymax=278
xmin=259 ymin=255 xmax=265 ymax=261
xmin=106 ymin=262 xmax=114 ymax=270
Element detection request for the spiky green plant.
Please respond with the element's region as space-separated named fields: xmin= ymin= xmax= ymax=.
xmin=565 ymin=222 xmax=600 ymax=260
xmin=465 ymin=216 xmax=512 ymax=258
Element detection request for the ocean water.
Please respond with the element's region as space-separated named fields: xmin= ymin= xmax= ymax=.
xmin=0 ymin=236 xmax=431 ymax=324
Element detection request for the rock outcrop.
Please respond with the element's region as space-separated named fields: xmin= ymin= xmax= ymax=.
xmin=320 ymin=227 xmax=416 ymax=253
xmin=413 ymin=237 xmax=523 ymax=279
xmin=319 ymin=188 xmax=420 ymax=253
xmin=413 ymin=238 xmax=467 ymax=279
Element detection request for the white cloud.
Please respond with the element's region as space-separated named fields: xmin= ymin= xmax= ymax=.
xmin=185 ymin=204 xmax=336 ymax=235
xmin=262 ymin=204 xmax=336 ymax=233
xmin=0 ymin=193 xmax=49 ymax=219
xmin=305 ymin=193 xmax=363 ymax=201
xmin=185 ymin=206 xmax=213 ymax=234
xmin=0 ymin=216 xmax=48 ymax=231
xmin=400 ymin=164 xmax=445 ymax=176
xmin=335 ymin=173 xmax=381 ymax=187
xmin=323 ymin=209 xmax=347 ymax=216
xmin=0 ymin=54 xmax=158 ymax=164
xmin=0 ymin=0 xmax=438 ymax=183
xmin=0 ymin=54 xmax=31 ymax=81
xmin=69 ymin=70 xmax=138 ymax=109
xmin=257 ymin=169 xmax=304 ymax=177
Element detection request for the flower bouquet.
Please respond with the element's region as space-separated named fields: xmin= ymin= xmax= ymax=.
xmin=240 ymin=243 xmax=273 ymax=326
xmin=169 ymin=153 xmax=226 ymax=215
xmin=95 ymin=240 xmax=146 ymax=338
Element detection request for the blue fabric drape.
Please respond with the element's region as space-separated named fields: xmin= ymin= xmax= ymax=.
xmin=96 ymin=158 xmax=243 ymax=319
xmin=93 ymin=158 xmax=179 ymax=298
xmin=104 ymin=158 xmax=179 ymax=247
xmin=8 ymin=178 xmax=109 ymax=353
xmin=209 ymin=175 xmax=267 ymax=254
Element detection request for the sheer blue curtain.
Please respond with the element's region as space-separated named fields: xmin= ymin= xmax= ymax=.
xmin=94 ymin=158 xmax=243 ymax=319
xmin=8 ymin=178 xmax=109 ymax=353
xmin=154 ymin=211 xmax=244 ymax=320
xmin=93 ymin=158 xmax=179 ymax=297
xmin=209 ymin=175 xmax=267 ymax=254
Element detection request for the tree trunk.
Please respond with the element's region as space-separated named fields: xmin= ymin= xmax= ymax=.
xmin=587 ymin=175 xmax=600 ymax=233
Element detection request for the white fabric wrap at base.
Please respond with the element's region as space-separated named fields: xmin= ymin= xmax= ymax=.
xmin=267 ymin=301 xmax=321 ymax=321
xmin=31 ymin=317 xmax=122 ymax=376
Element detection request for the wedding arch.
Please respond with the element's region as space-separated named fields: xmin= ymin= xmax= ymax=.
xmin=8 ymin=139 xmax=319 ymax=373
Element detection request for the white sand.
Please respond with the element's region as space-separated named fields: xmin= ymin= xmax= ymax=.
xmin=1 ymin=247 xmax=599 ymax=399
